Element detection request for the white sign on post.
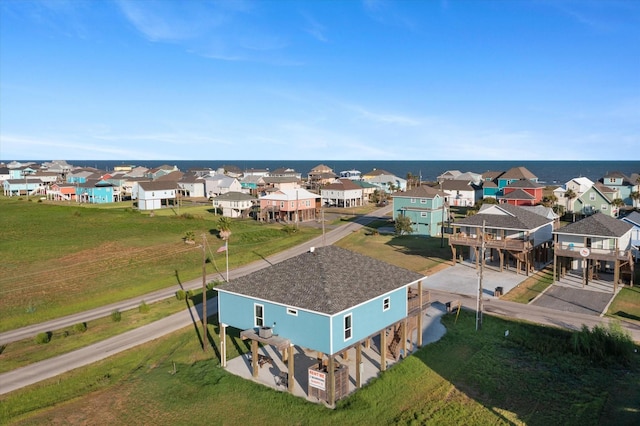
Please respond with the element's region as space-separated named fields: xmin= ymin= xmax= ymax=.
xmin=308 ymin=369 xmax=326 ymax=390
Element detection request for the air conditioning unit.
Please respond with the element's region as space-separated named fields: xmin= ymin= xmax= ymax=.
xmin=259 ymin=327 xmax=272 ymax=339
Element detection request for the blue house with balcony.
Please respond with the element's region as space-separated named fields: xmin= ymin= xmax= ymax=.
xmin=75 ymin=179 xmax=115 ymax=203
xmin=216 ymin=246 xmax=428 ymax=405
xmin=391 ymin=185 xmax=447 ymax=237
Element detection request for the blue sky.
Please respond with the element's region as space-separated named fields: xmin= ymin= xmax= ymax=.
xmin=1 ymin=0 xmax=638 ymax=161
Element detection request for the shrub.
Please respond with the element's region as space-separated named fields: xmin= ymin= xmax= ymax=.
xmin=185 ymin=290 xmax=193 ymax=299
xmin=35 ymin=332 xmax=52 ymax=344
xmin=570 ymin=322 xmax=635 ymax=365
xmin=175 ymin=290 xmax=186 ymax=301
xmin=139 ymin=300 xmax=150 ymax=313
xmin=207 ymin=280 xmax=223 ymax=291
xmin=111 ymin=310 xmax=122 ymax=322
xmin=74 ymin=322 xmax=87 ymax=333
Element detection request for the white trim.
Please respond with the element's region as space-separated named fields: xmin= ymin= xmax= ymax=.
xmin=286 ymin=307 xmax=298 ymax=316
xmin=344 ymin=313 xmax=353 ymax=341
xmin=254 ymin=303 xmax=264 ymax=327
xmin=383 ymin=297 xmax=390 ymax=312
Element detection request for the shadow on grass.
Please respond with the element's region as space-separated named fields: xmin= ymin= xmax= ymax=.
xmin=414 ymin=309 xmax=640 ymax=425
xmin=613 ymin=311 xmax=640 ymax=322
xmin=385 ymin=235 xmax=452 ymax=260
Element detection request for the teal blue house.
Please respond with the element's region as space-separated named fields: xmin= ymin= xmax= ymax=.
xmin=482 ymin=166 xmax=538 ymax=200
xmin=391 ymin=185 xmax=447 ymax=237
xmin=600 ymin=171 xmax=634 ymax=206
xmin=76 ymin=179 xmax=115 ymax=203
xmin=217 ymin=246 xmax=428 ymax=404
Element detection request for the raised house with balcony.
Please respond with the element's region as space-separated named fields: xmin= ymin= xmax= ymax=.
xmin=449 ymin=204 xmax=554 ymax=275
xmin=391 ymin=185 xmax=446 ymax=237
xmin=553 ymin=212 xmax=634 ymax=291
xmin=216 ymin=246 xmax=429 ymax=406
xmin=259 ymin=188 xmax=320 ymax=222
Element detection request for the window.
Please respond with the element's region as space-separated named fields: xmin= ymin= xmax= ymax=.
xmin=287 ymin=307 xmax=298 ymax=316
xmin=421 ymin=212 xmax=428 ymax=217
xmin=254 ymin=304 xmax=264 ymax=327
xmin=280 ymin=201 xmax=284 ymax=208
xmin=410 ymin=198 xmax=416 ymax=203
xmin=344 ymin=314 xmax=352 ymax=341
xmin=601 ymin=204 xmax=608 ymax=211
xmin=383 ymin=297 xmax=390 ymax=311
xmin=589 ymin=193 xmax=596 ymax=201
xmin=420 ymin=199 xmax=427 ymax=204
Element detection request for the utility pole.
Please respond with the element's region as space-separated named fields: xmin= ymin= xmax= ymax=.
xmin=440 ymin=181 xmax=445 ymax=248
xmin=202 ymin=233 xmax=208 ymax=351
xmin=476 ymin=220 xmax=485 ymax=331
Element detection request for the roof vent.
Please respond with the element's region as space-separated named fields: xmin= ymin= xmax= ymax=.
xmin=309 ymin=247 xmax=315 ymax=253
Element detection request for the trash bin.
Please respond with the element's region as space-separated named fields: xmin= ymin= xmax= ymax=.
xmin=495 ymin=287 xmax=503 ymax=297
xmin=445 ymin=301 xmax=452 ymax=312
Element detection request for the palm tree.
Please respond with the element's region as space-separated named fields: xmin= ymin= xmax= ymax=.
xmin=611 ymin=198 xmax=625 ymax=217
xmin=541 ymin=194 xmax=558 ymax=208
xmin=218 ymin=217 xmax=232 ymax=241
xmin=564 ymin=189 xmax=577 ymax=221
xmin=630 ymin=191 xmax=640 ymax=209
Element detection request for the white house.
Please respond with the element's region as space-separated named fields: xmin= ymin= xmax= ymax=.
xmin=212 ymin=192 xmax=257 ymax=218
xmin=136 ymin=181 xmax=177 ymax=210
xmin=621 ymin=211 xmax=640 ymax=262
xmin=553 ymin=177 xmax=594 ymax=212
xmin=362 ymin=169 xmax=407 ymax=192
xmin=321 ymin=178 xmax=364 ymax=207
xmin=204 ymin=174 xmax=242 ymax=198
xmin=178 ymin=174 xmax=206 ymax=198
xmin=441 ymin=180 xmax=481 ymax=207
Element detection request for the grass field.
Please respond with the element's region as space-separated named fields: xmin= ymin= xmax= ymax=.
xmin=2 ymin=310 xmax=638 ymax=425
xmin=0 ymin=198 xmax=320 ymax=331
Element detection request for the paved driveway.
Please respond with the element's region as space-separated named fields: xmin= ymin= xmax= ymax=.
xmin=531 ymin=270 xmax=617 ymax=316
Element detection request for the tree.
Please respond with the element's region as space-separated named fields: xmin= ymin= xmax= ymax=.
xmin=394 ymin=214 xmax=413 ymax=236
xmin=630 ymin=191 xmax=640 ymax=209
xmin=564 ymin=189 xmax=577 ymax=221
xmin=611 ymin=198 xmax=625 ymax=217
xmin=541 ymin=194 xmax=557 ymax=208
xmin=388 ymin=182 xmax=398 ymax=193
xmin=218 ymin=217 xmax=232 ymax=240
xmin=371 ymin=189 xmax=386 ymax=204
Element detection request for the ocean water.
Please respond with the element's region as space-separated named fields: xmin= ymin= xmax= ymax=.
xmin=54 ymin=160 xmax=639 ymax=186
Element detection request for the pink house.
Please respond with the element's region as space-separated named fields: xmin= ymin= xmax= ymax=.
xmin=259 ymin=189 xmax=320 ymax=222
xmin=48 ymin=183 xmax=76 ymax=201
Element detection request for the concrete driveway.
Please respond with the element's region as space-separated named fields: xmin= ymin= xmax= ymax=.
xmin=422 ymin=261 xmax=530 ymax=298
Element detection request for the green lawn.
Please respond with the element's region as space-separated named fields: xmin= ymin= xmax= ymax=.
xmin=2 ymin=311 xmax=638 ymax=425
xmin=0 ymin=198 xmax=320 ymax=331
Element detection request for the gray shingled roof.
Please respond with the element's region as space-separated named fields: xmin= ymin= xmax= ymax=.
xmin=622 ymin=211 xmax=640 ymax=227
xmin=505 ymin=179 xmax=544 ymax=189
xmin=555 ymin=212 xmax=633 ymax=237
xmin=454 ymin=204 xmax=552 ymax=230
xmin=501 ymin=189 xmax=535 ymax=200
xmin=213 ymin=191 xmax=256 ymax=201
xmin=323 ymin=179 xmax=362 ymax=191
xmin=501 ymin=166 xmax=537 ymax=180
xmin=139 ymin=181 xmax=178 ymax=191
xmin=217 ymin=246 xmax=425 ymax=315
xmin=392 ymin=185 xmax=441 ymax=198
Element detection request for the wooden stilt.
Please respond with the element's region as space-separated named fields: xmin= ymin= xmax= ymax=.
xmin=251 ymin=340 xmax=259 ymax=377
xmin=288 ymin=345 xmax=295 ymax=392
xmin=356 ymin=344 xmax=362 ymax=388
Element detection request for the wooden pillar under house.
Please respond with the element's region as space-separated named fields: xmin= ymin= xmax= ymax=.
xmin=402 ymin=317 xmax=408 ymax=358
xmin=287 ymin=345 xmax=295 ymax=392
xmin=220 ymin=324 xmax=227 ymax=367
xmin=499 ymin=249 xmax=504 ymax=272
xmin=355 ymin=344 xmax=362 ymax=388
xmin=380 ymin=329 xmax=387 ymax=372
xmin=417 ymin=279 xmax=424 ymax=348
xmin=614 ymin=259 xmax=620 ymax=293
xmin=451 ymin=245 xmax=457 ymax=265
xmin=328 ymin=357 xmax=336 ymax=407
xmin=251 ymin=339 xmax=259 ymax=377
